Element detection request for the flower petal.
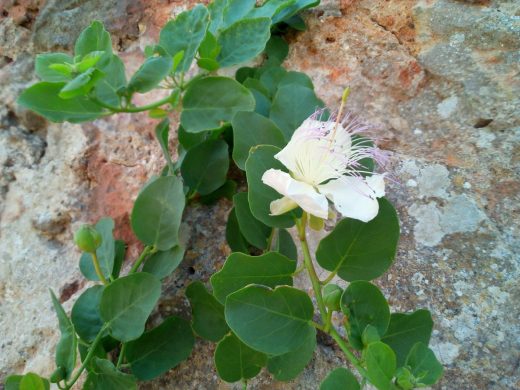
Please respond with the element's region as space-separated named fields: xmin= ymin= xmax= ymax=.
xmin=262 ymin=169 xmax=329 ymax=218
xmin=366 ymin=174 xmax=386 ymax=197
xmin=269 ymin=197 xmax=298 ymax=215
xmin=318 ymin=176 xmax=380 ymax=222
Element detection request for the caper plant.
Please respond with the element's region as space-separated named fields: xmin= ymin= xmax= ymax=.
xmin=5 ymin=0 xmax=443 ymax=389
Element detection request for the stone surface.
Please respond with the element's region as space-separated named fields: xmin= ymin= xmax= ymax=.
xmin=1 ymin=0 xmax=519 ymax=389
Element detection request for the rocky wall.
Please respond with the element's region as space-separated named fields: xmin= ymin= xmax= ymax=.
xmin=0 ymin=0 xmax=519 ymax=389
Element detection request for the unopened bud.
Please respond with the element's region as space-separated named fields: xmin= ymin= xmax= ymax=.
xmin=323 ymin=284 xmax=342 ymax=311
xmin=74 ymin=225 xmax=101 ymax=253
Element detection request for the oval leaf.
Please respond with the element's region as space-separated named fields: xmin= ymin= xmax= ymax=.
xmin=71 ymin=285 xmax=105 ymax=342
xmin=131 ymin=176 xmax=185 ymax=251
xmin=233 ymin=192 xmax=271 ymax=249
xmin=225 ymin=285 xmax=314 ymax=355
xmin=405 ymin=342 xmax=443 ymax=386
xmin=211 ymin=251 xmax=296 ymax=304
xmin=320 ymin=367 xmax=360 ymax=390
xmin=50 ymin=291 xmax=77 ymax=379
xmin=226 ymin=208 xmax=250 ymax=253
xmin=100 ymin=273 xmax=161 ymax=342
xmin=364 ymin=342 xmax=396 ymax=390
xmin=127 ymin=56 xmax=172 ymax=93
xmin=84 ymin=358 xmax=137 ymax=389
xmin=181 ymin=139 xmax=229 ymax=195
xmin=180 ymin=77 xmax=255 ymax=133
xmin=125 ymin=316 xmax=194 ymax=380
xmin=215 ymin=333 xmax=267 ymax=383
xmin=316 ymin=198 xmax=399 ymax=282
xmin=142 ymin=245 xmax=185 ymax=280
xmin=340 ymin=281 xmax=390 ymax=350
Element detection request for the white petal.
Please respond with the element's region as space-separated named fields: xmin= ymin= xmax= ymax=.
xmin=318 ymin=176 xmax=379 ymax=222
xmin=366 ymin=174 xmax=386 ymax=198
xmin=269 ymin=197 xmax=298 ymax=215
xmin=262 ymin=169 xmax=329 ymax=218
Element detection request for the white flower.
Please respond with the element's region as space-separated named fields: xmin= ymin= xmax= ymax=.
xmin=261 ymin=111 xmax=388 ymax=223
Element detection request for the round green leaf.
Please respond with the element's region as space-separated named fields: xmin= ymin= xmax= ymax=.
xmin=100 ymin=273 xmax=161 ymax=342
xmin=279 ymin=71 xmax=314 ymax=90
xmin=225 ymin=285 xmax=314 ymax=355
xmin=94 ymin=54 xmax=127 ymax=106
xmin=267 ymin=327 xmax=316 ymax=381
xmin=84 ymin=358 xmax=136 ymax=390
xmin=125 ymin=316 xmax=194 ymax=380
xmin=245 ymin=145 xmax=300 ymax=228
xmin=211 ymin=251 xmax=296 ymax=304
xmin=269 ymin=84 xmax=323 ymax=141
xmin=259 ymin=66 xmax=287 ymax=97
xmin=364 ymin=341 xmax=396 ymax=390
xmin=127 ymin=56 xmax=172 ymax=94
xmin=233 ymin=192 xmax=271 ymax=249
xmin=340 ymin=281 xmax=390 ymax=350
xmin=142 ymin=245 xmax=185 ymax=280
xmin=216 ymin=18 xmax=272 ymax=67
xmin=131 ymin=175 xmax=185 ymax=251
xmin=180 ymin=76 xmax=255 ymax=133
xmin=273 ymin=228 xmax=297 ymax=260
xmin=181 ymin=139 xmax=229 ymax=195
xmin=316 ymin=198 xmax=399 ymax=282
xmin=215 ymin=333 xmax=267 ymax=383
xmin=74 ymin=21 xmax=112 ymax=61
xmin=405 ymin=342 xmax=443 ymax=386
xmin=17 ymin=82 xmax=103 ymax=123
xmin=18 ymin=373 xmax=50 ymax=390
xmin=186 ymin=281 xmax=229 ymax=342
xmin=265 ymin=35 xmax=289 ymax=63
xmin=71 ymin=285 xmax=105 ymax=342
xmin=320 ymin=367 xmax=360 ymax=390
xmin=35 ymin=53 xmax=73 ymax=82
xmin=381 ymin=309 xmax=433 ymax=367
xmin=232 ymin=111 xmax=285 ymax=170
xmin=226 ymin=208 xmax=250 ymax=253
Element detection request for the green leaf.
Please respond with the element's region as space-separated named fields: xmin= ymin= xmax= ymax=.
xmin=199 ymin=180 xmax=237 ymax=204
xmin=159 ymin=5 xmax=209 ymax=72
xmin=279 ymin=70 xmax=314 ymax=90
xmin=131 ymin=175 xmax=185 ymax=251
xmin=284 ymin=14 xmax=306 ymax=30
xmin=320 ymin=367 xmax=360 ymax=390
xmin=95 ymin=217 xmax=116 ymax=279
xmin=340 ymin=281 xmax=390 ymax=350
xmin=364 ymin=342 xmax=396 ymax=390
xmin=94 ymin=54 xmax=126 ymax=106
xmin=405 ymin=342 xmax=443 ymax=386
xmin=100 ymin=273 xmax=162 ymax=342
xmin=17 ymin=82 xmax=103 ymax=123
xmin=75 ymin=51 xmax=105 ymax=73
xmin=232 ymin=111 xmax=285 ymax=170
xmin=111 ymin=240 xmax=126 ymax=279
xmin=50 ymin=291 xmax=77 ymax=380
xmin=272 ymin=0 xmax=320 ymax=24
xmin=207 ymin=0 xmax=227 ymax=33
xmin=265 ymin=35 xmax=289 ymax=64
xmin=273 ymin=228 xmax=297 ymax=260
xmin=178 ymin=125 xmax=208 ymax=150
xmin=381 ymin=310 xmax=433 ymax=367
xmin=186 ymin=281 xmax=229 ymax=342
xmin=247 ymin=84 xmax=272 ymax=117
xmin=126 ymin=316 xmax=194 ymax=380
xmin=215 ymin=333 xmax=267 ymax=383
xmin=235 ymin=66 xmax=256 ymax=83
xmin=316 ymin=198 xmax=399 ymax=282
xmin=225 ymin=285 xmax=314 ymax=355
xmin=71 ymin=285 xmax=105 ymax=342
xmin=245 ymin=145 xmax=300 ymax=228
xmin=198 ymin=31 xmax=220 ymax=59
xmin=181 ymin=139 xmax=229 ymax=195
xmin=249 ymin=0 xmax=296 ymax=20
xmin=18 ymin=373 xmax=50 ymax=390
xmin=35 ymin=53 xmax=73 ymax=82
xmin=181 ymin=76 xmax=255 ymax=133
xmin=154 ymin=119 xmax=174 ymax=173
xmin=211 ymin=251 xmax=296 ymax=304
xmin=269 ymin=84 xmax=323 ymax=140
xmin=5 ymin=375 xmax=22 ymax=390
xmin=267 ymin=327 xmax=316 ymax=381
xmin=84 ymin=358 xmax=136 ymax=389
xmin=222 ymin=0 xmax=256 ymax=28
xmin=226 ymin=208 xmax=250 ymax=253
xmin=127 ymin=56 xmax=172 ymax=93
xmin=259 ymin=66 xmax=287 ymax=97
xmin=217 ymin=18 xmax=271 ymax=67
xmin=233 ymin=192 xmax=271 ymax=249
xmin=74 ymin=21 xmax=112 ymax=65
xmin=142 ymin=245 xmax=185 ymax=280
xmin=197 ymin=57 xmax=220 ymax=71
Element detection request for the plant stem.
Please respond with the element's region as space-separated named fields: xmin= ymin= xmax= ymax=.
xmin=329 ymin=327 xmax=368 ymax=378
xmin=129 ymin=245 xmax=155 ymax=274
xmin=91 ymin=95 xmax=174 ymax=113
xmin=296 ymin=215 xmax=327 ymax=324
xmin=63 ymin=324 xmax=108 ymax=390
xmin=321 ymin=270 xmax=338 ymax=285
xmin=116 ymin=343 xmax=126 ymax=368
xmin=91 ymin=252 xmax=108 ymax=285
xmin=266 ymin=228 xmax=277 ymax=252
xmin=242 ymin=379 xmax=247 ymax=390
xmin=324 ymin=309 xmax=333 ymax=333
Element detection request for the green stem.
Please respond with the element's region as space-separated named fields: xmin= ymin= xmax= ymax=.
xmin=91 ymin=252 xmax=108 ymax=285
xmin=292 ymin=263 xmax=305 ymax=275
xmin=296 ymin=215 xmax=328 ymax=324
xmin=91 ymin=95 xmax=174 ymax=113
xmin=329 ymin=327 xmax=368 ymax=378
xmin=310 ymin=321 xmax=325 ymax=331
xmin=266 ymin=228 xmax=277 ymax=252
xmin=324 ymin=309 xmax=333 ymax=333
xmin=129 ymin=246 xmax=155 ymax=274
xmin=63 ymin=324 xmax=108 ymax=390
xmin=321 ymin=270 xmax=338 ymax=285
xmin=242 ymin=379 xmax=247 ymax=390
xmin=116 ymin=343 xmax=126 ymax=368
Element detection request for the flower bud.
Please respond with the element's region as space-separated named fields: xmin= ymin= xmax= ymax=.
xmin=323 ymin=284 xmax=342 ymax=311
xmin=74 ymin=225 xmax=101 ymax=253
xmin=50 ymin=366 xmax=66 ymax=383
